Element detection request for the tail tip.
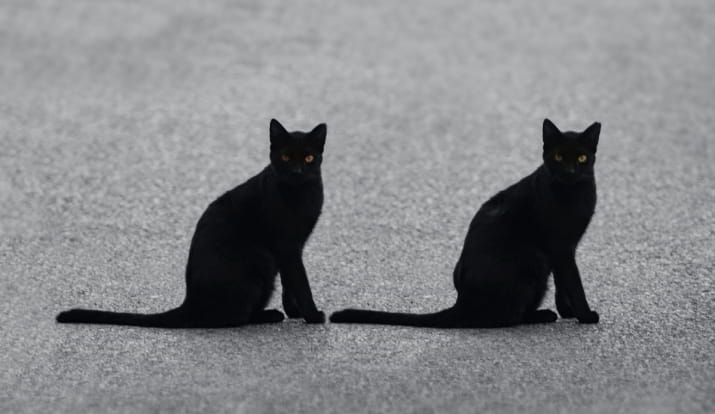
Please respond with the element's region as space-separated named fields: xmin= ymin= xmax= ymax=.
xmin=56 ymin=309 xmax=79 ymax=323
xmin=56 ymin=312 xmax=68 ymax=323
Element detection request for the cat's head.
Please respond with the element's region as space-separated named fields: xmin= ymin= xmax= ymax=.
xmin=542 ymin=118 xmax=600 ymax=184
xmin=269 ymin=119 xmax=327 ymax=183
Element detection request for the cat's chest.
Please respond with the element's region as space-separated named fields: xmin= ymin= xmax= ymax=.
xmin=266 ymin=191 xmax=322 ymax=240
xmin=275 ymin=203 xmax=320 ymax=232
xmin=540 ymin=196 xmax=595 ymax=243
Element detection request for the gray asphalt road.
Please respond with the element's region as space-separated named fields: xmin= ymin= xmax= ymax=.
xmin=1 ymin=1 xmax=713 ymax=413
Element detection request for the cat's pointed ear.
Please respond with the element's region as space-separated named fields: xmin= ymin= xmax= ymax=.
xmin=270 ymin=119 xmax=289 ymax=146
xmin=543 ymin=118 xmax=561 ymax=148
xmin=309 ymin=123 xmax=327 ymax=152
xmin=582 ymin=121 xmax=601 ymax=153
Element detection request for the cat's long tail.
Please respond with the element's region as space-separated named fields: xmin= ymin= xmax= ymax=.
xmin=329 ymin=306 xmax=460 ymax=328
xmin=56 ymin=306 xmax=188 ymax=328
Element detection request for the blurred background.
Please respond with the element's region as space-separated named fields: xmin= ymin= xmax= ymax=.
xmin=1 ymin=1 xmax=713 ymax=413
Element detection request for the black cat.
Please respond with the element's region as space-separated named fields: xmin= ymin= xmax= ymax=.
xmin=331 ymin=119 xmax=601 ymax=328
xmin=57 ymin=119 xmax=327 ymax=328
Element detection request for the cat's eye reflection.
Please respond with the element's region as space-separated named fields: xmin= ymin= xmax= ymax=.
xmin=281 ymin=154 xmax=290 ymax=162
xmin=305 ymin=155 xmax=314 ymax=163
xmin=554 ymin=154 xmax=563 ymax=162
xmin=578 ymin=155 xmax=587 ymax=163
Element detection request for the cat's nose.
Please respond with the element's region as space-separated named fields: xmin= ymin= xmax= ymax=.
xmin=291 ymin=167 xmax=303 ymax=174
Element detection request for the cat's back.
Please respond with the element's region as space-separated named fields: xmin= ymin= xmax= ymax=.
xmin=471 ymin=171 xmax=537 ymax=227
xmin=190 ymin=169 xmax=267 ymax=246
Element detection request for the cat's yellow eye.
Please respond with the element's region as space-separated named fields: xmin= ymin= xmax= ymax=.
xmin=304 ymin=155 xmax=314 ymax=163
xmin=578 ymin=155 xmax=588 ymax=163
xmin=281 ymin=154 xmax=290 ymax=162
xmin=554 ymin=154 xmax=563 ymax=162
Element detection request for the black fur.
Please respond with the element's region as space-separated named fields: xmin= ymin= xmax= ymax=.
xmin=57 ymin=119 xmax=327 ymax=328
xmin=330 ymin=119 xmax=601 ymax=328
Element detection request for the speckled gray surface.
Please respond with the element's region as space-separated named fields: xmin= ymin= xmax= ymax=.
xmin=1 ymin=1 xmax=713 ymax=413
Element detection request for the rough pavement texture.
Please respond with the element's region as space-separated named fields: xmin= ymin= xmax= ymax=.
xmin=1 ymin=1 xmax=713 ymax=413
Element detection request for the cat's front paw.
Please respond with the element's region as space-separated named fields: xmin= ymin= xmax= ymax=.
xmin=304 ymin=311 xmax=325 ymax=324
xmin=577 ymin=310 xmax=599 ymax=324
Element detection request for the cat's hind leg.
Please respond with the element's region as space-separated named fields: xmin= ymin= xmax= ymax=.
xmin=456 ymin=289 xmax=523 ymax=328
xmin=522 ymin=309 xmax=558 ymax=324
xmin=250 ymin=309 xmax=285 ymax=324
xmin=187 ymin=278 xmax=261 ymax=328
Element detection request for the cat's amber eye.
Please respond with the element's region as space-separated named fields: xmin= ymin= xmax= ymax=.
xmin=304 ymin=155 xmax=314 ymax=163
xmin=578 ymin=155 xmax=588 ymax=163
xmin=554 ymin=154 xmax=563 ymax=162
xmin=281 ymin=154 xmax=290 ymax=162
